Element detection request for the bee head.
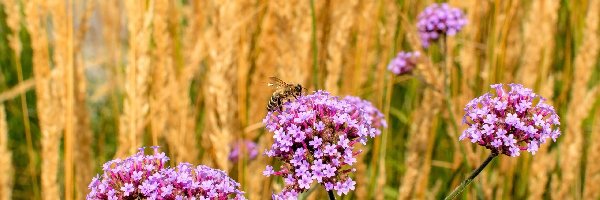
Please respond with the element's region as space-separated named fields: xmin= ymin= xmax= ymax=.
xmin=295 ymin=84 xmax=304 ymax=95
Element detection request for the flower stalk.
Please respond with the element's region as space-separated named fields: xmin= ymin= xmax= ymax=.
xmin=444 ymin=152 xmax=498 ymax=200
xmin=328 ymin=190 xmax=336 ymax=200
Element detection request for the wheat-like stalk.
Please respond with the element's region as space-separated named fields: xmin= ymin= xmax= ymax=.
xmin=517 ymin=0 xmax=559 ymax=89
xmin=74 ymin=56 xmax=93 ymax=200
xmin=351 ymin=2 xmax=377 ymax=198
xmin=556 ymin=0 xmax=599 ymax=198
xmin=341 ymin=0 xmax=376 ymax=96
xmin=150 ymin=0 xmax=173 ymax=150
xmin=584 ymin=110 xmax=600 ymax=199
xmin=527 ymin=78 xmax=556 ymax=199
xmin=274 ymin=0 xmax=312 ymax=85
xmin=398 ymin=89 xmax=443 ymax=200
xmin=24 ymin=0 xmax=65 ymax=199
xmin=0 ymin=104 xmax=13 ymax=200
xmin=117 ymin=0 xmax=153 ymax=157
xmin=72 ymin=2 xmax=95 ymax=199
xmin=324 ymin=0 xmax=358 ymax=95
xmin=4 ymin=0 xmax=20 ymax=59
xmin=202 ymin=0 xmax=243 ymax=171
xmin=48 ymin=0 xmax=76 ymax=198
xmin=150 ymin=0 xmax=199 ymax=163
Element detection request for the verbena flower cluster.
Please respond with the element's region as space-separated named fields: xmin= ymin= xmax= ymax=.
xmin=387 ymin=51 xmax=420 ymax=76
xmin=87 ymin=147 xmax=246 ymax=200
xmin=460 ymin=84 xmax=561 ymax=157
xmin=262 ymin=91 xmax=386 ymax=199
xmin=417 ymin=3 xmax=467 ymax=47
xmin=229 ymin=140 xmax=258 ymax=163
xmin=342 ymin=96 xmax=387 ymax=131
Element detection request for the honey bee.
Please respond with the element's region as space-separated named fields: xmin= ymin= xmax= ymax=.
xmin=267 ymin=77 xmax=305 ymax=112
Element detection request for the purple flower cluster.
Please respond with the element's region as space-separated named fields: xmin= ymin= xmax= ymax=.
xmin=459 ymin=84 xmax=561 ymax=157
xmin=229 ymin=140 xmax=258 ymax=163
xmin=342 ymin=96 xmax=387 ymax=131
xmin=262 ymin=91 xmax=386 ymax=199
xmin=417 ymin=3 xmax=467 ymax=47
xmin=387 ymin=51 xmax=420 ymax=76
xmin=87 ymin=147 xmax=246 ymax=200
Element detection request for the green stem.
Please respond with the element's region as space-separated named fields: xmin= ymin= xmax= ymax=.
xmin=328 ymin=190 xmax=336 ymax=200
xmin=309 ymin=0 xmax=319 ymax=89
xmin=444 ymin=153 xmax=498 ymax=200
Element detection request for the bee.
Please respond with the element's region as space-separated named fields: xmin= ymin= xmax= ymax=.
xmin=267 ymin=77 xmax=305 ymax=112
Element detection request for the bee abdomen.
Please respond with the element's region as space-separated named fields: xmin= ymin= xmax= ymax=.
xmin=267 ymin=94 xmax=281 ymax=112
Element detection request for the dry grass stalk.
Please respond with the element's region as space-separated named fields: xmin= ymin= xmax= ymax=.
xmin=72 ymin=2 xmax=95 ymax=199
xmin=24 ymin=0 xmax=65 ymax=199
xmin=4 ymin=0 xmax=42 ymax=196
xmin=351 ymin=2 xmax=377 ymax=198
xmin=324 ymin=0 xmax=358 ymax=95
xmin=517 ymin=0 xmax=559 ymax=89
xmin=584 ymin=110 xmax=600 ymax=199
xmin=528 ymin=144 xmax=557 ymax=199
xmin=117 ymin=0 xmax=153 ymax=157
xmin=398 ymin=89 xmax=443 ymax=200
xmin=202 ymin=0 xmax=243 ymax=171
xmin=556 ymin=0 xmax=599 ymax=198
xmin=374 ymin=2 xmax=400 ymax=199
xmin=272 ymin=0 xmax=312 ymax=85
xmin=457 ymin=0 xmax=482 ymax=91
xmin=150 ymin=0 xmax=173 ymax=150
xmin=0 ymin=79 xmax=35 ymax=103
xmin=48 ymin=0 xmax=76 ymax=198
xmin=526 ymin=77 xmax=555 ymax=199
xmin=151 ymin=0 xmax=198 ymax=163
xmin=4 ymin=0 xmax=21 ymax=59
xmin=0 ymin=104 xmax=13 ymax=200
xmin=97 ymin=0 xmax=122 ymax=165
xmin=74 ymin=56 xmax=93 ymax=200
xmin=248 ymin=2 xmax=279 ymax=198
xmin=341 ymin=0 xmax=376 ymax=95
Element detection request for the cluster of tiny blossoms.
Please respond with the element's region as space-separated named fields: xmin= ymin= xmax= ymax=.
xmin=417 ymin=3 xmax=467 ymax=47
xmin=262 ymin=91 xmax=386 ymax=199
xmin=229 ymin=140 xmax=258 ymax=163
xmin=387 ymin=51 xmax=420 ymax=76
xmin=460 ymin=84 xmax=561 ymax=157
xmin=87 ymin=147 xmax=245 ymax=200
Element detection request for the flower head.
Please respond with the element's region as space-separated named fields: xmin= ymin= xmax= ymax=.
xmin=263 ymin=91 xmax=385 ymax=197
xmin=460 ymin=84 xmax=561 ymax=157
xmin=229 ymin=140 xmax=259 ymax=163
xmin=417 ymin=3 xmax=467 ymax=47
xmin=387 ymin=51 xmax=420 ymax=76
xmin=86 ymin=147 xmax=246 ymax=199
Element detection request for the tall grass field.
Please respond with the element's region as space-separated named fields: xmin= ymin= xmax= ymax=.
xmin=0 ymin=0 xmax=599 ymax=199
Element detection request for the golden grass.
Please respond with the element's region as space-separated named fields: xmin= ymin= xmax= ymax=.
xmin=584 ymin=110 xmax=600 ymax=199
xmin=23 ymin=0 xmax=62 ymax=199
xmin=201 ymin=0 xmax=243 ymax=171
xmin=117 ymin=0 xmax=152 ymax=157
xmin=0 ymin=104 xmax=12 ymax=200
xmin=556 ymin=0 xmax=599 ymax=198
xmin=73 ymin=5 xmax=94 ymax=197
xmin=517 ymin=0 xmax=559 ymax=89
xmin=47 ymin=0 xmax=76 ymax=198
xmin=324 ymin=0 xmax=358 ymax=95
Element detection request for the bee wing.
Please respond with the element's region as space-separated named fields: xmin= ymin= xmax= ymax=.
xmin=268 ymin=76 xmax=288 ymax=89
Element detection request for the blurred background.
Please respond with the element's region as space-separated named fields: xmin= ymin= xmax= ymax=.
xmin=0 ymin=0 xmax=599 ymax=199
